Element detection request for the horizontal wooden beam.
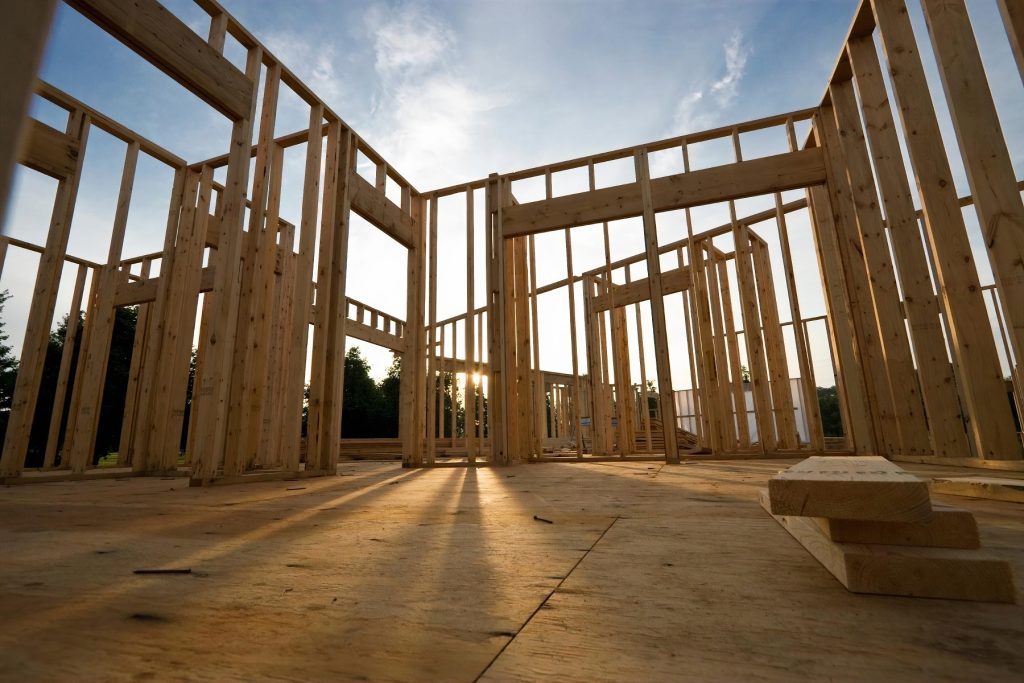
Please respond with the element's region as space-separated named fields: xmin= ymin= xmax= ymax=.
xmin=345 ymin=317 xmax=406 ymax=353
xmin=65 ymin=0 xmax=253 ymax=120
xmin=593 ymin=266 xmax=693 ymax=312
xmin=18 ymin=119 xmax=79 ymax=179
xmin=115 ymin=266 xmax=216 ymax=307
xmin=502 ymin=148 xmax=826 ymax=238
xmin=37 ymin=81 xmax=186 ymax=168
xmin=349 ymin=172 xmax=416 ymax=248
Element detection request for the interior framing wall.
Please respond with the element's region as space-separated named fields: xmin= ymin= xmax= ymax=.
xmin=0 ymin=0 xmax=1021 ymax=484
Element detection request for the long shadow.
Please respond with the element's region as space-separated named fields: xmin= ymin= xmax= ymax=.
xmin=0 ymin=462 xmax=413 ymax=567
xmin=0 ymin=463 xmax=432 ymax=643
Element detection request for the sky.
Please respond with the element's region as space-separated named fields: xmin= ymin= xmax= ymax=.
xmin=2 ymin=0 xmax=1022 ymax=398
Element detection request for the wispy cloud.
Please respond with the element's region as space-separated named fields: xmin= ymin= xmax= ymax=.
xmin=362 ymin=2 xmax=504 ymax=185
xmin=671 ymin=30 xmax=751 ymax=134
xmin=710 ymin=30 xmax=749 ymax=106
xmin=263 ymin=31 xmax=344 ymax=104
xmin=367 ymin=4 xmax=453 ymax=77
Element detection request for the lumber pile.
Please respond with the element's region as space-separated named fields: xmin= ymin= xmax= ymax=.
xmin=760 ymin=456 xmax=1016 ymax=603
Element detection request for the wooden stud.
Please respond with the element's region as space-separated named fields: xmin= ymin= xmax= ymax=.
xmin=997 ymin=0 xmax=1024 ymax=82
xmin=0 ymin=111 xmax=90 ymax=477
xmin=42 ymin=264 xmax=88 ymax=468
xmin=634 ymin=150 xmax=679 ymax=463
xmin=563 ymin=226 xmax=584 ymax=458
xmin=846 ymin=36 xmax=969 ymax=457
xmin=816 ymin=106 xmax=897 ymax=456
xmin=282 ymin=103 xmax=324 ymax=471
xmin=872 ymin=0 xmax=1020 ymax=460
xmin=805 ymin=182 xmax=874 ymax=453
xmin=426 ymin=197 xmax=439 ymax=464
xmin=750 ymin=237 xmax=797 ymax=449
xmin=189 ymin=45 xmax=262 ymax=482
xmin=774 ymin=186 xmax=824 ymax=451
xmin=921 ymin=0 xmax=1024 ymax=453
xmin=528 ymin=234 xmax=544 ymax=458
xmin=829 ymin=78 xmax=930 ymax=456
xmin=224 ymin=62 xmax=281 ymax=474
xmin=400 ymin=194 xmax=427 ymax=467
xmin=64 ymin=142 xmax=141 ymax=471
xmin=117 ymin=258 xmax=154 ymax=468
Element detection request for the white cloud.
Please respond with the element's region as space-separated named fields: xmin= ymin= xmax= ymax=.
xmin=366 ymin=3 xmax=454 ymax=77
xmin=263 ymin=31 xmax=344 ymax=104
xmin=669 ymin=30 xmax=751 ymax=136
xmin=362 ymin=2 xmax=504 ymax=186
xmin=671 ymin=90 xmax=710 ymax=138
xmin=710 ymin=30 xmax=749 ymax=106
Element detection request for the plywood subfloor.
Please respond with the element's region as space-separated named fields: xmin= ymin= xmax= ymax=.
xmin=0 ymin=459 xmax=1022 ymax=682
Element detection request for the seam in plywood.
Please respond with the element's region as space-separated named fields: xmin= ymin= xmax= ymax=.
xmin=473 ymin=515 xmax=621 ymax=683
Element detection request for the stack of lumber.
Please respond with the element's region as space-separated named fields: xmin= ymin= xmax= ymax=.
xmin=759 ymin=456 xmax=1016 ymax=603
xmin=633 ymin=419 xmax=699 ymax=452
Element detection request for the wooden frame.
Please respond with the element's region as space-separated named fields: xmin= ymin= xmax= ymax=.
xmin=0 ymin=0 xmax=1020 ymax=484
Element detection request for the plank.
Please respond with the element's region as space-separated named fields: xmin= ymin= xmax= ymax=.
xmin=592 ymin=266 xmax=692 ymax=312
xmin=730 ymin=202 xmax=775 ymax=453
xmin=399 ymin=195 xmax=426 ymax=467
xmin=805 ymin=184 xmax=872 ymax=453
xmin=816 ymin=107 xmax=896 ymax=455
xmin=813 ymin=503 xmax=979 ymax=549
xmin=281 ymin=103 xmax=323 ymax=471
xmin=502 ymin=148 xmax=826 ymax=238
xmin=18 ymin=120 xmax=80 ymax=180
xmin=759 ymin=489 xmax=1015 ymax=603
xmin=65 ymin=0 xmax=253 ymax=120
xmin=846 ymin=34 xmax=969 ymax=458
xmin=635 ymin=150 xmax=678 ymax=463
xmin=41 ymin=264 xmax=88 ymax=468
xmin=117 ymin=258 xmax=153 ymax=467
xmin=931 ymin=477 xmax=1024 ymax=504
xmin=563 ymin=225 xmax=584 ymax=459
xmin=65 ymin=141 xmax=140 ymax=473
xmin=188 ymin=46 xmax=261 ymax=482
xmin=751 ymin=238 xmax=797 ymax=450
xmin=466 ymin=188 xmax=476 ymax=464
xmin=999 ymin=0 xmax=1024 ymax=81
xmin=872 ymin=0 xmax=1019 ymax=461
xmin=140 ymin=168 xmax=213 ymax=473
xmin=0 ymin=111 xmax=89 ymax=477
xmin=349 ymin=172 xmax=416 ymax=248
xmin=829 ymin=78 xmax=930 ymax=455
xmin=921 ymin=0 xmax=1024 ymax=446
xmin=486 ymin=174 xmax=510 ymax=465
xmin=224 ymin=61 xmax=281 ymax=475
xmin=767 ymin=456 xmax=932 ymax=522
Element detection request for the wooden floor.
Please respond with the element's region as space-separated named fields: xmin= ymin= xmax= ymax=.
xmin=1 ymin=459 xmax=1022 ymax=682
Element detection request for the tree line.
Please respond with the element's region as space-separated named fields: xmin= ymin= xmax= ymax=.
xmin=0 ymin=288 xmax=847 ymax=461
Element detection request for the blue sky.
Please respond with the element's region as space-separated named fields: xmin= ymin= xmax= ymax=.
xmin=3 ymin=0 xmax=1022 ymax=389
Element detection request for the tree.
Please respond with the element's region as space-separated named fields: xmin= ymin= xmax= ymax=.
xmin=22 ymin=306 xmax=138 ymax=467
xmin=817 ymin=385 xmax=842 ymax=437
xmin=341 ymin=347 xmax=387 ymax=438
xmin=0 ymin=290 xmax=19 ymax=443
xmin=377 ymin=353 xmax=402 ymax=436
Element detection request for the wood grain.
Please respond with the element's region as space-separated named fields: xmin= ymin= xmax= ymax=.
xmin=760 ymin=489 xmax=1015 ymax=603
xmin=768 ymin=456 xmax=932 ymax=522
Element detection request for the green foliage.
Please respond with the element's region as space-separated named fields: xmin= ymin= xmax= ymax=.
xmin=817 ymin=385 xmax=843 ymax=438
xmin=341 ymin=347 xmax=400 ymax=437
xmin=0 ymin=291 xmax=19 ymax=442
xmin=9 ymin=304 xmax=138 ymax=467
